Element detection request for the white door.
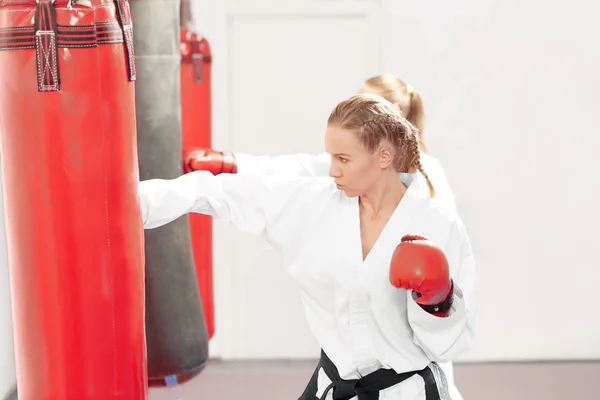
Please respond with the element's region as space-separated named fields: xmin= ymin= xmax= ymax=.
xmin=200 ymin=0 xmax=384 ymax=359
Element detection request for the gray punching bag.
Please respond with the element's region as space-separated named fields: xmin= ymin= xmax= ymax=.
xmin=130 ymin=0 xmax=208 ymax=386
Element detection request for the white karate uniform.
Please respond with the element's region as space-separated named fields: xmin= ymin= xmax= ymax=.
xmin=233 ymin=151 xmax=461 ymax=397
xmin=138 ymin=171 xmax=477 ymax=400
xmin=235 ymin=151 xmax=458 ymax=214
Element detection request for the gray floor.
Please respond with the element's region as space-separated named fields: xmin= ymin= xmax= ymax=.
xmin=148 ymin=359 xmax=600 ymax=399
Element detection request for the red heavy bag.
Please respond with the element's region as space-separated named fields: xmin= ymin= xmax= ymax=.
xmin=180 ymin=27 xmax=215 ymax=339
xmin=0 ymin=1 xmax=146 ymax=399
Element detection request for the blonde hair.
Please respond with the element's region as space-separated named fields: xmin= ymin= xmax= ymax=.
xmin=359 ymin=75 xmax=427 ymax=152
xmin=328 ymin=94 xmax=435 ymax=197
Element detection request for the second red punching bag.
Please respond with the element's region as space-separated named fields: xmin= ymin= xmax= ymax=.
xmin=0 ymin=0 xmax=146 ymax=399
xmin=130 ymin=0 xmax=209 ymax=387
xmin=180 ymin=27 xmax=215 ymax=339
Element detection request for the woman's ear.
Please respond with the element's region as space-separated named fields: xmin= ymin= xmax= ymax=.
xmin=378 ymin=144 xmax=394 ymax=169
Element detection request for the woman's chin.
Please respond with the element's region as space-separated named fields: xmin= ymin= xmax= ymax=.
xmin=341 ymin=187 xmax=359 ymax=198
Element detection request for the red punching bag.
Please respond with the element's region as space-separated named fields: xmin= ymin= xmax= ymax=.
xmin=180 ymin=27 xmax=215 ymax=339
xmin=0 ymin=1 xmax=147 ymax=399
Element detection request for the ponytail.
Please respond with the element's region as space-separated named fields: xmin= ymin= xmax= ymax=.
xmin=405 ymin=88 xmax=426 ymax=153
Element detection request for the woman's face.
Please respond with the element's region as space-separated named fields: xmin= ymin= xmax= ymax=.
xmin=325 ymin=125 xmax=389 ymax=198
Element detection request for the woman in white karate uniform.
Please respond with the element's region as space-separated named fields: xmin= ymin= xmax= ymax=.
xmin=185 ymin=74 xmax=457 ymax=214
xmin=184 ymin=75 xmax=462 ymax=395
xmin=139 ymin=94 xmax=477 ymax=399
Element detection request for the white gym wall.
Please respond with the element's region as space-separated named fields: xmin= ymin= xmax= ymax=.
xmin=194 ymin=0 xmax=600 ymax=362
xmin=380 ymin=0 xmax=600 ymax=361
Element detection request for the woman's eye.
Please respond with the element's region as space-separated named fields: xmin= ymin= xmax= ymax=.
xmin=339 ymin=157 xmax=348 ymax=163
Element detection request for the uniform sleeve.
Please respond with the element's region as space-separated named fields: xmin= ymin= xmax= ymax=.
xmin=235 ymin=152 xmax=331 ymax=177
xmin=406 ymin=220 xmax=477 ymax=363
xmin=138 ymin=170 xmax=309 ymax=247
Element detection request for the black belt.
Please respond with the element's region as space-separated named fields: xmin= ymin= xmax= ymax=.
xmin=307 ymin=350 xmax=441 ymax=400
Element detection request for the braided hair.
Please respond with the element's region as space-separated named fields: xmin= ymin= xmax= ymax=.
xmin=328 ymin=94 xmax=435 ymax=197
xmin=360 ymin=75 xmax=426 ymax=153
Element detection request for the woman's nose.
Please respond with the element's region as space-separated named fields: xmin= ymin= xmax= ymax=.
xmin=329 ymin=164 xmax=341 ymax=178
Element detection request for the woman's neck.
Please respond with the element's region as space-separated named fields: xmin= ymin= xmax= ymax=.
xmin=359 ymin=171 xmax=406 ymax=220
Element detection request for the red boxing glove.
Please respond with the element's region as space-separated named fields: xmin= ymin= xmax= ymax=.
xmin=185 ymin=148 xmax=238 ymax=174
xmin=389 ymin=234 xmax=454 ymax=317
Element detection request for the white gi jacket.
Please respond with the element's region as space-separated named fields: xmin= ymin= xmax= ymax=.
xmin=233 ymin=151 xmax=462 ymax=398
xmin=138 ymin=172 xmax=477 ymax=399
